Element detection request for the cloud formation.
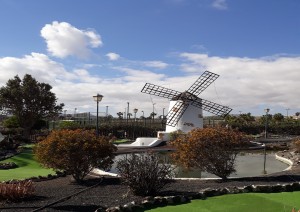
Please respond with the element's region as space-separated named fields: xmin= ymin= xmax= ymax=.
xmin=212 ymin=0 xmax=228 ymax=10
xmin=41 ymin=21 xmax=102 ymax=59
xmin=179 ymin=53 xmax=300 ymax=112
xmin=1 ymin=21 xmax=299 ymax=117
xmin=143 ymin=61 xmax=169 ymax=69
xmin=106 ymin=52 xmax=120 ymax=61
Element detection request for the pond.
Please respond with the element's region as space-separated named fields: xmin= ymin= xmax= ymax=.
xmin=110 ymin=151 xmax=289 ymax=179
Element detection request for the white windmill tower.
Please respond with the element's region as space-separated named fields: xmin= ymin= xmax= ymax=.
xmin=141 ymin=71 xmax=232 ymax=134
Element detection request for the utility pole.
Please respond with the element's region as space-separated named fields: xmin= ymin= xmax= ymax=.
xmin=286 ymin=108 xmax=290 ymax=118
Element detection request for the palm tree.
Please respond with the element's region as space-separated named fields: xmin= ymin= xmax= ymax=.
xmin=117 ymin=112 xmax=123 ymax=119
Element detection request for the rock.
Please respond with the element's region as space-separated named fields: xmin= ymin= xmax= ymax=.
xmin=0 ymin=162 xmax=18 ymax=169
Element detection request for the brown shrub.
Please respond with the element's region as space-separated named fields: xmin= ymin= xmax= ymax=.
xmin=0 ymin=180 xmax=35 ymax=201
xmin=171 ymin=127 xmax=248 ymax=180
xmin=34 ymin=129 xmax=117 ymax=183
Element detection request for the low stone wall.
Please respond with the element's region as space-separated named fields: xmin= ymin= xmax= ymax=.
xmin=1 ymin=171 xmax=67 ymax=184
xmin=102 ymin=182 xmax=300 ymax=212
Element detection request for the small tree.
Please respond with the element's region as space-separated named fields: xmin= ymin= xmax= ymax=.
xmin=34 ymin=129 xmax=117 ymax=183
xmin=117 ymin=112 xmax=123 ymax=119
xmin=2 ymin=116 xmax=20 ymax=128
xmin=116 ymin=153 xmax=173 ymax=196
xmin=0 ymin=74 xmax=64 ymax=138
xmin=171 ymin=127 xmax=247 ymax=180
xmin=273 ymin=113 xmax=284 ymax=124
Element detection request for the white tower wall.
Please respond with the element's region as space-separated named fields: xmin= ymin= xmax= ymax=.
xmin=165 ymin=100 xmax=203 ymax=133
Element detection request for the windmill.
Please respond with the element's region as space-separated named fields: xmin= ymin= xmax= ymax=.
xmin=141 ymin=71 xmax=232 ymax=133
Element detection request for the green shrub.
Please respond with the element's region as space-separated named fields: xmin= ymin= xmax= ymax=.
xmin=116 ymin=153 xmax=174 ymax=196
xmin=34 ymin=129 xmax=117 ymax=183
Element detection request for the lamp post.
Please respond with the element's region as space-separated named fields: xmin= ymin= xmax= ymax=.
xmin=264 ymin=108 xmax=270 ymax=139
xmin=133 ymin=108 xmax=138 ymax=139
xmin=133 ymin=108 xmax=138 ymax=122
xmin=127 ymin=102 xmax=129 ymax=124
xmin=286 ymin=108 xmax=290 ymax=118
xmin=64 ymin=110 xmax=67 ymax=120
xmin=162 ymin=108 xmax=165 ymax=127
xmin=142 ymin=110 xmax=145 ymax=126
xmin=263 ymin=108 xmax=270 ymax=174
xmin=93 ymin=93 xmax=103 ymax=137
xmin=152 ymin=103 xmax=156 ymax=123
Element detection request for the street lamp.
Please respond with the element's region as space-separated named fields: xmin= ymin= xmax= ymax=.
xmin=133 ymin=108 xmax=138 ymax=122
xmin=162 ymin=108 xmax=166 ymax=128
xmin=93 ymin=93 xmax=103 ymax=137
xmin=152 ymin=103 xmax=156 ymax=123
xmin=264 ymin=108 xmax=270 ymax=139
xmin=64 ymin=110 xmax=67 ymax=120
xmin=263 ymin=108 xmax=270 ymax=174
xmin=286 ymin=108 xmax=290 ymax=118
xmin=142 ymin=110 xmax=145 ymax=126
xmin=127 ymin=102 xmax=130 ymax=124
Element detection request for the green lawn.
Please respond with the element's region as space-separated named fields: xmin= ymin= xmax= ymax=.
xmin=147 ymin=192 xmax=300 ymax=212
xmin=0 ymin=147 xmax=55 ymax=181
xmin=113 ymin=139 xmax=132 ymax=144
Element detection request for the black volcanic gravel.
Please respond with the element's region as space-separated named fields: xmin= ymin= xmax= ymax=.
xmin=0 ymin=168 xmax=300 ymax=212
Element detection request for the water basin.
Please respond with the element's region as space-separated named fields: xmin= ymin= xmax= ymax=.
xmin=110 ymin=151 xmax=289 ymax=178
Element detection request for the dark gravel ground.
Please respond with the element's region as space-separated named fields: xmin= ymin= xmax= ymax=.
xmin=0 ymin=168 xmax=300 ymax=212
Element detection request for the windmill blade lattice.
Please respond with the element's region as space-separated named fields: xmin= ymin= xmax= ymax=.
xmin=166 ymin=101 xmax=190 ymax=127
xmin=187 ymin=71 xmax=219 ymax=97
xmin=140 ymin=70 xmax=232 ymax=128
xmin=141 ymin=83 xmax=181 ymax=100
xmin=192 ymin=98 xmax=232 ymax=116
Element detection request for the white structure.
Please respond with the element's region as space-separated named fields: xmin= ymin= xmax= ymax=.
xmin=117 ymin=71 xmax=232 ymax=148
xmin=165 ymin=100 xmax=203 ymax=133
xmin=117 ymin=137 xmax=164 ymax=148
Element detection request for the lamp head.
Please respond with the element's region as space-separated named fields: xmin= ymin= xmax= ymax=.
xmin=93 ymin=94 xmax=103 ymax=102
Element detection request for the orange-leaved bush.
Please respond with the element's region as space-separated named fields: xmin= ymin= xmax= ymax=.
xmin=34 ymin=129 xmax=117 ymax=182
xmin=293 ymin=138 xmax=300 ymax=153
xmin=171 ymin=127 xmax=248 ymax=180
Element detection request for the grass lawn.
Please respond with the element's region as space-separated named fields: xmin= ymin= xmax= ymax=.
xmin=147 ymin=192 xmax=300 ymax=212
xmin=113 ymin=139 xmax=132 ymax=144
xmin=0 ymin=146 xmax=55 ymax=181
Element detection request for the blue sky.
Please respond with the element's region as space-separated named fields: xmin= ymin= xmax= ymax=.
xmin=0 ymin=0 xmax=300 ymax=117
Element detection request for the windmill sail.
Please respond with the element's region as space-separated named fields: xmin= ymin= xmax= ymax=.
xmin=166 ymin=101 xmax=190 ymax=127
xmin=187 ymin=71 xmax=219 ymax=97
xmin=140 ymin=70 xmax=232 ymax=129
xmin=192 ymin=98 xmax=232 ymax=116
xmin=141 ymin=83 xmax=180 ymax=100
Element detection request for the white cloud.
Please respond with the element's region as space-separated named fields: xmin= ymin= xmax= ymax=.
xmin=1 ymin=49 xmax=300 ymax=117
xmin=143 ymin=60 xmax=168 ymax=69
xmin=115 ymin=67 xmax=166 ymax=82
xmin=179 ymin=53 xmax=300 ymax=113
xmin=40 ymin=21 xmax=102 ymax=59
xmin=106 ymin=52 xmax=120 ymax=61
xmin=212 ymin=0 xmax=228 ymax=10
xmin=0 ymin=52 xmax=73 ymax=85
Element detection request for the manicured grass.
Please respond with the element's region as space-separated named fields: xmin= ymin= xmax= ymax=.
xmin=0 ymin=147 xmax=55 ymax=181
xmin=147 ymin=192 xmax=300 ymax=212
xmin=113 ymin=139 xmax=132 ymax=144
